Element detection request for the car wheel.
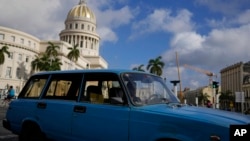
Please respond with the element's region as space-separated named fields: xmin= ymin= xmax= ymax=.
xmin=19 ymin=123 xmax=45 ymax=141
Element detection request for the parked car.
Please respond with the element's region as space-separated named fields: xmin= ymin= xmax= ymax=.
xmin=2 ymin=69 xmax=250 ymax=141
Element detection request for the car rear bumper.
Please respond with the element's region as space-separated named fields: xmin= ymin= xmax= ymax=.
xmin=2 ymin=118 xmax=11 ymax=131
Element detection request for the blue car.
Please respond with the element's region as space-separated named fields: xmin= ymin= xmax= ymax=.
xmin=3 ymin=69 xmax=250 ymax=141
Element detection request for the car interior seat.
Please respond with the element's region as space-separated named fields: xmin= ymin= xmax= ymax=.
xmin=86 ymin=85 xmax=103 ymax=103
xmin=109 ymin=87 xmax=124 ymax=104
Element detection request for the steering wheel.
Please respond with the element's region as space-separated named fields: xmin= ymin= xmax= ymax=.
xmin=147 ymin=94 xmax=168 ymax=104
xmin=147 ymin=94 xmax=161 ymax=103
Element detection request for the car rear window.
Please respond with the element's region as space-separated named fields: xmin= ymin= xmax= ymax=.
xmin=18 ymin=75 xmax=49 ymax=99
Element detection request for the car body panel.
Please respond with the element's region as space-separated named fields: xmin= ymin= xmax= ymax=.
xmin=35 ymin=100 xmax=75 ymax=140
xmin=71 ymin=103 xmax=130 ymax=141
xmin=3 ymin=69 xmax=250 ymax=141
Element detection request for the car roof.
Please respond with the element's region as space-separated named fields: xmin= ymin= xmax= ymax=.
xmin=32 ymin=69 xmax=150 ymax=76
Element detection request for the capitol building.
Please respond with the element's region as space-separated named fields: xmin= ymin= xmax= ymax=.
xmin=0 ymin=0 xmax=108 ymax=94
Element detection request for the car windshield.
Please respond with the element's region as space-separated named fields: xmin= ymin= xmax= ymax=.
xmin=122 ymin=72 xmax=179 ymax=105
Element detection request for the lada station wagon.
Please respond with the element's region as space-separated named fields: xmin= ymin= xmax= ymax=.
xmin=3 ymin=69 xmax=250 ymax=141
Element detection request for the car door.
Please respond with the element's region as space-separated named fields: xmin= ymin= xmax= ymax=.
xmin=7 ymin=74 xmax=49 ymax=134
xmin=35 ymin=73 xmax=83 ymax=140
xmin=70 ymin=73 xmax=130 ymax=141
xmin=71 ymin=103 xmax=130 ymax=141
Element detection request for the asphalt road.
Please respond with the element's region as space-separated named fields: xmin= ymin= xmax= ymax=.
xmin=0 ymin=105 xmax=18 ymax=141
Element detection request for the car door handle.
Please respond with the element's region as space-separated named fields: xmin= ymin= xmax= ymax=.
xmin=37 ymin=102 xmax=47 ymax=109
xmin=73 ymin=105 xmax=86 ymax=113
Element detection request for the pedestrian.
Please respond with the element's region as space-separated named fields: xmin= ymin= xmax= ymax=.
xmin=206 ymin=100 xmax=212 ymax=108
xmin=4 ymin=86 xmax=15 ymax=102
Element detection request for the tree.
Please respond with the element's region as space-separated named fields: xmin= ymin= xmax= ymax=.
xmin=50 ymin=58 xmax=62 ymax=71
xmin=31 ymin=55 xmax=42 ymax=72
xmin=219 ymin=90 xmax=234 ymax=110
xmin=132 ymin=64 xmax=145 ymax=72
xmin=0 ymin=45 xmax=10 ymax=65
xmin=31 ymin=42 xmax=62 ymax=71
xmin=67 ymin=43 xmax=80 ymax=62
xmin=146 ymin=56 xmax=164 ymax=76
xmin=198 ymin=92 xmax=210 ymax=106
xmin=46 ymin=42 xmax=60 ymax=57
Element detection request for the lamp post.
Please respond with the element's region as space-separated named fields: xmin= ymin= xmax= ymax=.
xmin=170 ymin=80 xmax=180 ymax=98
xmin=184 ymin=96 xmax=187 ymax=104
xmin=195 ymin=92 xmax=198 ymax=107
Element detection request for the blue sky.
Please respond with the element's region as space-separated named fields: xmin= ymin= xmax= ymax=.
xmin=0 ymin=0 xmax=250 ymax=89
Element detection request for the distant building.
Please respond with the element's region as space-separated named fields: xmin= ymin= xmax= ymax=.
xmin=183 ymin=86 xmax=220 ymax=108
xmin=220 ymin=61 xmax=250 ymax=112
xmin=0 ymin=0 xmax=108 ymax=94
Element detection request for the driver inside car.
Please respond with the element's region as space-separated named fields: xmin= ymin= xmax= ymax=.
xmin=126 ymin=81 xmax=141 ymax=103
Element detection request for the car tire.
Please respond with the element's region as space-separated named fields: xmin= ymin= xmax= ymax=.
xmin=19 ymin=123 xmax=46 ymax=141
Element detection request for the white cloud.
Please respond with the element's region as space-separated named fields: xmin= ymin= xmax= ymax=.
xmin=0 ymin=0 xmax=134 ymax=42
xmin=95 ymin=6 xmax=135 ymax=43
xmin=195 ymin=0 xmax=250 ymax=16
xmin=129 ymin=8 xmax=194 ymax=40
xmin=87 ymin=0 xmax=135 ymax=43
xmin=162 ymin=9 xmax=250 ymax=89
xmin=98 ymin=27 xmax=118 ymax=43
xmin=235 ymin=9 xmax=250 ymax=25
xmin=170 ymin=32 xmax=204 ymax=53
xmin=0 ymin=0 xmax=64 ymax=39
xmin=96 ymin=6 xmax=134 ymax=28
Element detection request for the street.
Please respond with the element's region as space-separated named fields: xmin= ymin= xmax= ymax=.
xmin=0 ymin=106 xmax=18 ymax=141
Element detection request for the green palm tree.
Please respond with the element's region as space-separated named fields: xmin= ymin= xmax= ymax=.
xmin=132 ymin=64 xmax=145 ymax=72
xmin=31 ymin=55 xmax=42 ymax=72
xmin=0 ymin=45 xmax=10 ymax=65
xmin=50 ymin=58 xmax=62 ymax=71
xmin=146 ymin=56 xmax=164 ymax=76
xmin=31 ymin=53 xmax=62 ymax=71
xmin=46 ymin=42 xmax=60 ymax=57
xmin=67 ymin=43 xmax=80 ymax=62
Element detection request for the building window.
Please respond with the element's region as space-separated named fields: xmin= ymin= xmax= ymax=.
xmin=75 ymin=23 xmax=78 ymax=29
xmin=88 ymin=25 xmax=90 ymax=30
xmin=8 ymin=52 xmax=13 ymax=59
xmin=92 ymin=27 xmax=94 ymax=31
xmin=20 ymin=38 xmax=24 ymax=44
xmin=26 ymin=56 xmax=29 ymax=62
xmin=16 ymin=67 xmax=21 ymax=79
xmin=34 ymin=43 xmax=36 ymax=48
xmin=18 ymin=54 xmax=22 ymax=61
xmin=28 ymin=41 xmax=31 ymax=46
xmin=70 ymin=24 xmax=72 ymax=29
xmin=11 ymin=36 xmax=15 ymax=42
xmin=81 ymin=24 xmax=84 ymax=29
xmin=0 ymin=34 xmax=4 ymax=40
xmin=6 ymin=67 xmax=12 ymax=78
xmin=80 ymin=41 xmax=83 ymax=47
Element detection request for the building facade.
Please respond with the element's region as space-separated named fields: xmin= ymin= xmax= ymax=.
xmin=220 ymin=61 xmax=250 ymax=112
xmin=184 ymin=86 xmax=220 ymax=108
xmin=0 ymin=0 xmax=108 ymax=95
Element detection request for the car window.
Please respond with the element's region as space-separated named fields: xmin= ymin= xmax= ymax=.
xmin=42 ymin=73 xmax=83 ymax=101
xmin=18 ymin=75 xmax=49 ymax=99
xmin=122 ymin=72 xmax=179 ymax=105
xmin=80 ymin=73 xmax=126 ymax=105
